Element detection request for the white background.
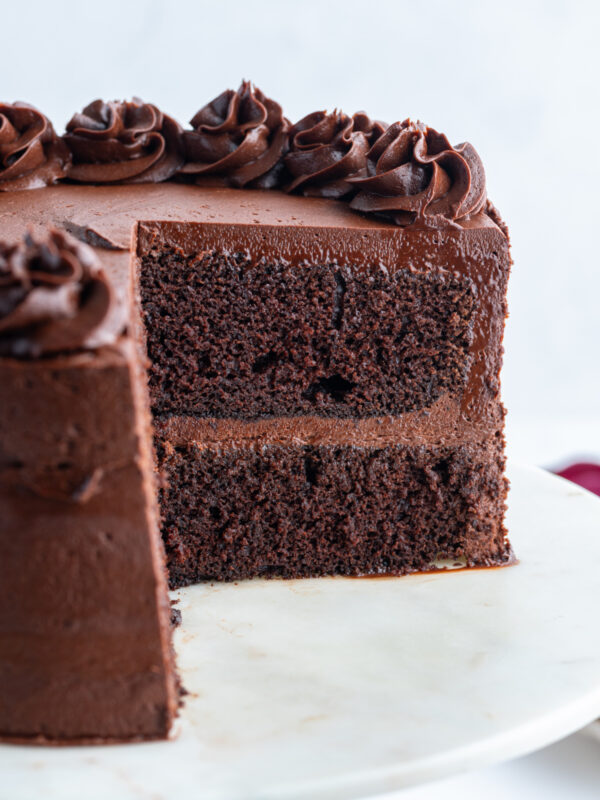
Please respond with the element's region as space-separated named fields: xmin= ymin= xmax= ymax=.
xmin=2 ymin=0 xmax=599 ymax=465
xmin=1 ymin=3 xmax=599 ymax=796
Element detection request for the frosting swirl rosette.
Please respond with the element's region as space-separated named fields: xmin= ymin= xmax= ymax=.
xmin=0 ymin=102 xmax=69 ymax=191
xmin=180 ymin=81 xmax=289 ymax=188
xmin=0 ymin=229 xmax=125 ymax=357
xmin=64 ymin=99 xmax=183 ymax=183
xmin=284 ymin=110 xmax=386 ymax=198
xmin=348 ymin=120 xmax=486 ymax=226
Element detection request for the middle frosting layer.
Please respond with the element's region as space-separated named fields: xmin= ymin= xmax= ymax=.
xmin=156 ymin=396 xmax=503 ymax=450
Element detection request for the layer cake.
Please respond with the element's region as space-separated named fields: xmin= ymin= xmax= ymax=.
xmin=0 ymin=85 xmax=512 ymax=743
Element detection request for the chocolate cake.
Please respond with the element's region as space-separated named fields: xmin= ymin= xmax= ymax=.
xmin=0 ymin=84 xmax=512 ymax=744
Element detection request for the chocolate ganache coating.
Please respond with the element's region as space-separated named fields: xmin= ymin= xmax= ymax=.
xmin=179 ymin=81 xmax=289 ymax=188
xmin=0 ymin=102 xmax=69 ymax=191
xmin=284 ymin=110 xmax=386 ymax=198
xmin=64 ymin=99 xmax=183 ymax=184
xmin=0 ymin=229 xmax=125 ymax=357
xmin=349 ymin=119 xmax=487 ymax=226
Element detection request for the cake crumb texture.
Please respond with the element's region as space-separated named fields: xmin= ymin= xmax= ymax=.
xmin=159 ymin=431 xmax=509 ymax=586
xmin=140 ymin=248 xmax=475 ymax=419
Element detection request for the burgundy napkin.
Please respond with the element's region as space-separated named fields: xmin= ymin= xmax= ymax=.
xmin=555 ymin=462 xmax=600 ymax=496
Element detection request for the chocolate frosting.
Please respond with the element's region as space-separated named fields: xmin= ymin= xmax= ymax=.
xmin=180 ymin=81 xmax=289 ymax=188
xmin=0 ymin=87 xmax=497 ymax=231
xmin=0 ymin=102 xmax=69 ymax=191
xmin=64 ymin=99 xmax=183 ymax=183
xmin=0 ymin=229 xmax=125 ymax=357
xmin=285 ymin=110 xmax=386 ymax=198
xmin=349 ymin=120 xmax=486 ymax=226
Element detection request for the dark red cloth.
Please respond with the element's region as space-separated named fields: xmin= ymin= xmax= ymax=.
xmin=555 ymin=462 xmax=600 ymax=496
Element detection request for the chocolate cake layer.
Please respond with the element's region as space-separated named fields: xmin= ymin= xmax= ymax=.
xmin=157 ymin=418 xmax=508 ymax=586
xmin=140 ymin=246 xmax=474 ymax=418
xmin=0 ymin=342 xmax=178 ymax=742
xmin=135 ymin=212 xmax=509 ymax=421
xmin=0 ymin=185 xmax=509 ymax=419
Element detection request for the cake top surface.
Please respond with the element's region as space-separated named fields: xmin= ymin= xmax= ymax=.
xmin=0 ymin=82 xmax=497 ymax=231
xmin=0 ymin=181 xmax=500 ymax=253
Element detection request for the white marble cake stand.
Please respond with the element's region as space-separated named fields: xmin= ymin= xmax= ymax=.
xmin=4 ymin=463 xmax=600 ymax=800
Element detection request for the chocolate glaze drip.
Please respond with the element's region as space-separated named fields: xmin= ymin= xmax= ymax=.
xmin=349 ymin=120 xmax=487 ymax=226
xmin=64 ymin=99 xmax=183 ymax=184
xmin=180 ymin=81 xmax=289 ymax=188
xmin=285 ymin=110 xmax=386 ymax=198
xmin=0 ymin=103 xmax=69 ymax=191
xmin=0 ymin=229 xmax=125 ymax=357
